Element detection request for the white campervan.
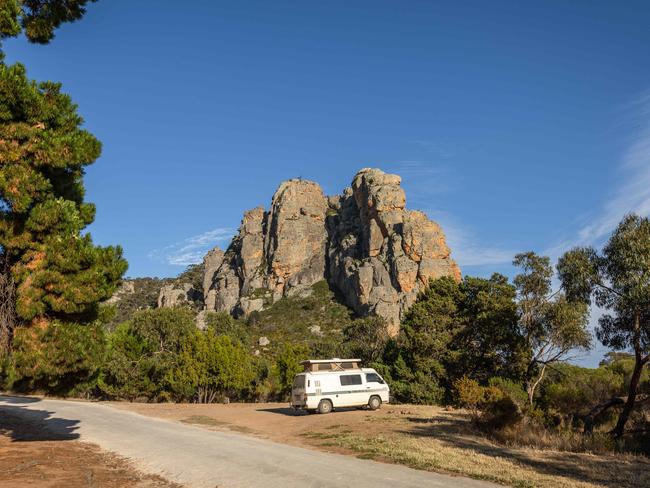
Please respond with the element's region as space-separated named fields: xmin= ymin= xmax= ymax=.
xmin=290 ymin=358 xmax=390 ymax=414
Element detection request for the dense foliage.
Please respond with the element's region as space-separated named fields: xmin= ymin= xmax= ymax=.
xmin=0 ymin=62 xmax=126 ymax=326
xmin=375 ymin=274 xmax=530 ymax=404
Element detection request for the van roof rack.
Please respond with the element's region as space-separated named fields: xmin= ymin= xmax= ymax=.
xmin=299 ymin=358 xmax=361 ymax=364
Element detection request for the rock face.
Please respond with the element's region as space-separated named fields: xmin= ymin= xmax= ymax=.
xmin=106 ymin=280 xmax=136 ymax=304
xmin=327 ymin=169 xmax=460 ymax=335
xmin=203 ymin=168 xmax=460 ymax=334
xmin=157 ymin=283 xmax=201 ymax=308
xmin=202 ymin=247 xmax=225 ymax=310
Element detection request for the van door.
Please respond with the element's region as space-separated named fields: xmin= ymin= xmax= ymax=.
xmin=364 ymin=372 xmax=387 ymax=402
xmin=338 ymin=373 xmax=364 ymax=406
xmin=291 ymin=374 xmax=307 ymax=407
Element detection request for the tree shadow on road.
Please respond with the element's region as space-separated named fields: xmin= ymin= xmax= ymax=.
xmin=0 ymin=404 xmax=80 ymax=441
xmin=0 ymin=395 xmax=42 ymax=404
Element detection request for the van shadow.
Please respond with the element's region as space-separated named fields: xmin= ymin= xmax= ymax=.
xmin=256 ymin=407 xmax=304 ymax=416
xmin=0 ymin=403 xmax=80 ymax=442
xmin=400 ymin=413 xmax=647 ymax=488
xmin=257 ymin=406 xmax=364 ymax=416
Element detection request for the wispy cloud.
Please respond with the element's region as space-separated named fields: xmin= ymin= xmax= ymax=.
xmin=543 ymin=92 xmax=650 ymax=367
xmin=422 ymin=210 xmax=516 ymax=268
xmin=389 ymin=160 xmax=451 ymax=201
xmin=579 ymin=93 xmax=650 ymax=243
xmin=149 ymin=227 xmax=235 ymax=266
xmin=407 ymin=140 xmax=454 ymax=159
xmin=545 ymin=91 xmax=650 ymax=258
xmin=393 ymin=154 xmax=515 ymax=269
xmin=444 ymin=226 xmax=516 ymax=267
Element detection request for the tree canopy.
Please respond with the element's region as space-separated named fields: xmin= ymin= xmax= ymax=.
xmin=558 ymin=213 xmax=650 ymax=437
xmin=380 ymin=275 xmax=529 ymax=403
xmin=0 ymin=0 xmax=95 ymax=47
xmin=0 ymin=62 xmax=127 ymax=328
xmin=513 ymin=252 xmax=591 ymax=405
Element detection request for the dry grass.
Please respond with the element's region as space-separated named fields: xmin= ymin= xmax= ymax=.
xmin=305 ymin=411 xmax=650 ymax=488
xmin=487 ymin=421 xmax=617 ymax=454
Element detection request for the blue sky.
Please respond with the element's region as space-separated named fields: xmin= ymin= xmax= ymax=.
xmin=5 ymin=1 xmax=650 ymax=365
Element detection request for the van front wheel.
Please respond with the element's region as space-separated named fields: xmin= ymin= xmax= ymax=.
xmin=368 ymin=395 xmax=382 ymax=411
xmin=317 ymin=399 xmax=333 ymax=414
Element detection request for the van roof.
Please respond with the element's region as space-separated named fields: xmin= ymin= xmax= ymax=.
xmin=301 ymin=367 xmax=378 ymax=375
xmin=299 ymin=358 xmax=361 ymax=365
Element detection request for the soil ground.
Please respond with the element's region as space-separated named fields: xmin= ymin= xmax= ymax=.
xmin=108 ymin=401 xmax=650 ymax=488
xmin=0 ymin=409 xmax=180 ymax=488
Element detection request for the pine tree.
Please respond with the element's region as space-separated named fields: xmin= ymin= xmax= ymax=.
xmin=1 ymin=0 xmax=96 ymax=45
xmin=1 ymin=0 xmax=125 ymax=348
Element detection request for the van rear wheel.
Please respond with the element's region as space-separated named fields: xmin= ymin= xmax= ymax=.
xmin=317 ymin=399 xmax=333 ymax=414
xmin=368 ymin=395 xmax=381 ymax=411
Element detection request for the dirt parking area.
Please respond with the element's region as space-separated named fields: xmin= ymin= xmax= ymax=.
xmin=108 ymin=401 xmax=650 ymax=488
xmin=0 ymin=410 xmax=180 ymax=488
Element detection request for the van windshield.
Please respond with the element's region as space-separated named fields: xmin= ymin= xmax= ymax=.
xmin=292 ymin=375 xmax=305 ymax=389
xmin=366 ymin=373 xmax=385 ymax=384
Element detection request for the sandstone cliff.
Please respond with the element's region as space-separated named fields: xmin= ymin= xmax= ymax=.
xmin=202 ymin=168 xmax=460 ymax=334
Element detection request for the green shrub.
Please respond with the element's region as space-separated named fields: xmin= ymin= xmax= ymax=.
xmin=169 ymin=329 xmax=255 ymax=402
xmin=205 ymin=312 xmax=250 ymax=345
xmin=273 ymin=343 xmax=310 ymax=399
xmin=342 ymin=316 xmax=389 ymax=364
xmin=482 ymin=395 xmax=524 ymax=429
xmin=488 ymin=377 xmax=528 ymax=406
xmin=99 ymin=307 xmax=196 ymax=401
xmin=454 ymin=376 xmax=485 ymax=412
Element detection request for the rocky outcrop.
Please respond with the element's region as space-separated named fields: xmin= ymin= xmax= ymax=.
xmin=327 ymin=168 xmax=460 ymax=335
xmin=106 ymin=280 xmax=136 ymax=304
xmin=205 ymin=179 xmax=328 ymax=318
xmin=202 ymin=168 xmax=460 ymax=334
xmin=157 ymin=283 xmax=201 ymax=308
xmin=202 ymin=247 xmax=225 ymax=310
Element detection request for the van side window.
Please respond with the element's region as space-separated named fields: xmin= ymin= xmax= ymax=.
xmin=340 ymin=374 xmax=362 ymax=386
xmin=365 ymin=373 xmax=385 ymax=384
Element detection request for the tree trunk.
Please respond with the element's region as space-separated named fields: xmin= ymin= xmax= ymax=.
xmin=612 ymin=353 xmax=646 ymax=437
xmin=583 ymin=397 xmax=625 ymax=434
xmin=526 ymin=362 xmax=547 ymax=406
xmin=0 ymin=253 xmax=17 ymax=353
xmin=612 ymin=313 xmax=648 ymax=438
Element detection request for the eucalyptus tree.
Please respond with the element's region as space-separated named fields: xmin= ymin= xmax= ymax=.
xmin=513 ymin=252 xmax=591 ymax=405
xmin=558 ymin=214 xmax=650 ymax=437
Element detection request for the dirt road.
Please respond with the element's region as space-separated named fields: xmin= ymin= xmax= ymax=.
xmin=0 ymin=395 xmax=496 ymax=488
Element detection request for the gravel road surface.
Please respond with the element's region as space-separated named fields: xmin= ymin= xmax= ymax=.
xmin=0 ymin=395 xmax=498 ymax=488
